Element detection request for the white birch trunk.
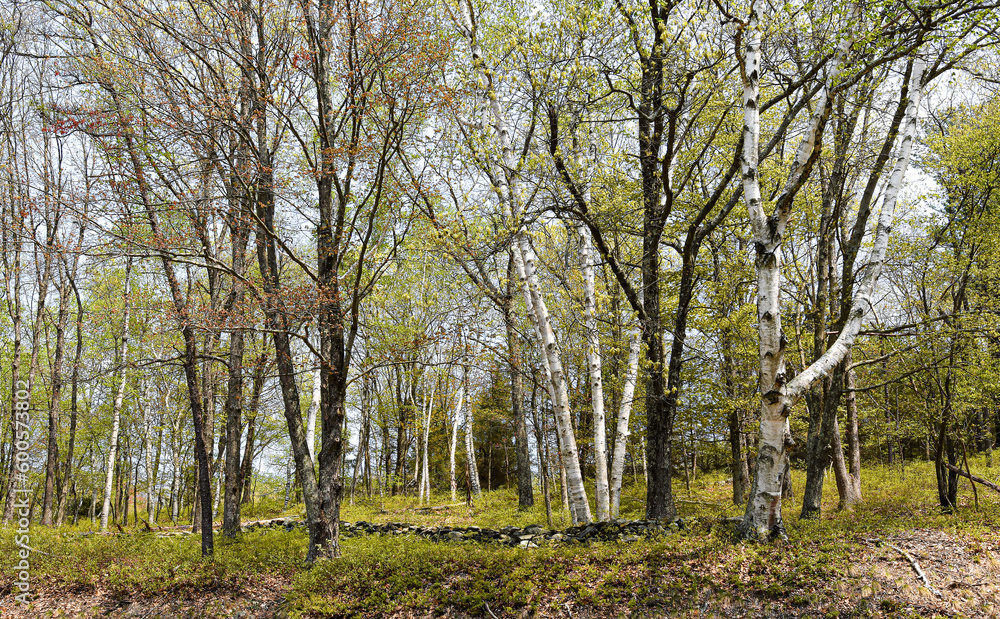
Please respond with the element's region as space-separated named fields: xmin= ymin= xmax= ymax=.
xmin=610 ymin=318 xmax=641 ymax=518
xmin=100 ymin=261 xmax=131 ymax=531
xmin=449 ymin=382 xmax=464 ymax=502
xmin=463 ymin=374 xmax=481 ymax=496
xmin=577 ymin=224 xmax=609 ymax=520
xmin=421 ymin=380 xmax=435 ymax=503
xmin=739 ymin=0 xmax=923 ymax=538
xmin=455 ymin=0 xmax=590 ymax=523
xmin=514 ymin=239 xmax=592 ymax=522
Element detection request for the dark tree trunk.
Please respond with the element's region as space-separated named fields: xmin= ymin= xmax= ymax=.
xmin=240 ymin=353 xmax=266 ymax=505
xmin=642 ymin=238 xmax=675 ymax=521
xmin=801 ymin=368 xmax=844 ymax=518
xmin=222 ymin=326 xmax=244 ymax=537
xmin=505 ymin=254 xmax=534 ymax=509
xmin=221 ymin=206 xmax=249 ymax=537
xmin=256 ymin=160 xmax=325 ymax=561
xmin=42 ymin=272 xmax=71 ymax=526
xmin=1 ymin=283 xmax=22 ymax=524
xmin=57 ymin=279 xmax=84 ymax=526
xmin=729 ymin=410 xmax=749 ymax=505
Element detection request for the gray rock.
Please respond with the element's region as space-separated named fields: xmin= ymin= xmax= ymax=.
xmin=579 ymin=525 xmax=599 ymax=539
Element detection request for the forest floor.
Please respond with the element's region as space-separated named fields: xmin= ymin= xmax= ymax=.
xmin=1 ymin=459 xmax=999 ymax=618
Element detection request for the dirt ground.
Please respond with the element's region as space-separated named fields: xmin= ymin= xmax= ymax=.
xmin=0 ymin=574 xmax=290 ymax=619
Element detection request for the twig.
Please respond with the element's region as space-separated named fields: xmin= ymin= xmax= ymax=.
xmin=485 ymin=601 xmax=500 ymax=619
xmin=877 ymin=539 xmax=942 ymax=597
xmin=18 ymin=545 xmax=56 ymax=557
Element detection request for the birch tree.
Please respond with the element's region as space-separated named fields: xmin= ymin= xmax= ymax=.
xmin=449 ymin=377 xmax=464 ymax=502
xmin=450 ymin=0 xmax=592 ymax=523
xmin=419 ymin=377 xmax=435 ymax=503
xmin=736 ymin=0 xmax=928 ymax=539
xmin=576 ymin=224 xmax=610 ymax=519
xmin=100 ymin=260 xmax=131 ymax=531
xmin=463 ymin=371 xmax=481 ymax=496
xmin=610 ymin=310 xmax=641 ymax=518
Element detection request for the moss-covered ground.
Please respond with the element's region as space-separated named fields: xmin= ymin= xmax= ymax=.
xmin=2 ymin=459 xmax=998 ymax=618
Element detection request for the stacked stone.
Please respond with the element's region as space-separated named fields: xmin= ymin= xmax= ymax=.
xmin=202 ymin=517 xmax=687 ymax=548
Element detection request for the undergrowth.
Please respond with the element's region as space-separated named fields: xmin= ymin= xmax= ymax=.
xmin=0 ymin=457 xmax=997 ymax=617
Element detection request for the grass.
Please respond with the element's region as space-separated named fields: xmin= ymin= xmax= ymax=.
xmin=1 ymin=456 xmax=998 ymax=617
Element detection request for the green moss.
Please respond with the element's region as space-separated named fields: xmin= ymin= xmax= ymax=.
xmin=3 ymin=458 xmax=998 ymax=616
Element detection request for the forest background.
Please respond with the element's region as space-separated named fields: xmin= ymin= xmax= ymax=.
xmin=2 ymin=0 xmax=1000 ymax=615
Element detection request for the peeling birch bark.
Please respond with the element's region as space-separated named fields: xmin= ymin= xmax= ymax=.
xmin=453 ymin=0 xmax=591 ymax=523
xmin=464 ymin=374 xmax=481 ymax=496
xmin=610 ymin=309 xmax=641 ymax=518
xmin=577 ymin=224 xmax=610 ymax=520
xmin=738 ymin=4 xmax=927 ymax=536
xmin=450 ymin=382 xmax=464 ymax=502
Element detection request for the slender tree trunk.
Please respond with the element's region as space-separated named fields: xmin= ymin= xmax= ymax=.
xmin=221 ymin=203 xmax=249 ymax=535
xmin=729 ymin=410 xmax=749 ymax=505
xmin=56 ymin=282 xmax=83 ymax=525
xmin=240 ymin=352 xmax=266 ymax=504
xmin=142 ymin=388 xmax=155 ymax=525
xmin=577 ymin=225 xmax=610 ymax=519
xmin=42 ymin=270 xmax=71 ymax=526
xmin=504 ymin=256 xmax=534 ymax=509
xmin=610 ymin=319 xmax=641 ymax=517
xmin=449 ymin=381 xmax=464 ymax=502
xmin=530 ymin=380 xmax=553 ymax=528
xmin=830 ymin=356 xmax=862 ymax=509
xmin=170 ymin=405 xmax=182 ymax=522
xmin=845 ymin=365 xmax=862 ymax=499
xmin=463 ymin=372 xmax=481 ymax=496
xmin=421 ymin=380 xmax=434 ymax=503
xmin=350 ymin=376 xmax=370 ymax=504
xmin=801 ymin=368 xmax=843 ymax=518
xmin=513 ymin=240 xmax=589 ymax=521
xmin=152 ymin=421 xmax=164 ymax=523
xmin=101 ymin=260 xmax=132 ymax=531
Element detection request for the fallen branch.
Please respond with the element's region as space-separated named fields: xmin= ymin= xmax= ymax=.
xmin=412 ymin=503 xmax=464 ymax=512
xmin=17 ymin=544 xmax=56 ymax=557
xmin=874 ymin=539 xmax=942 ymax=597
xmin=944 ymin=463 xmax=1000 ymax=493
